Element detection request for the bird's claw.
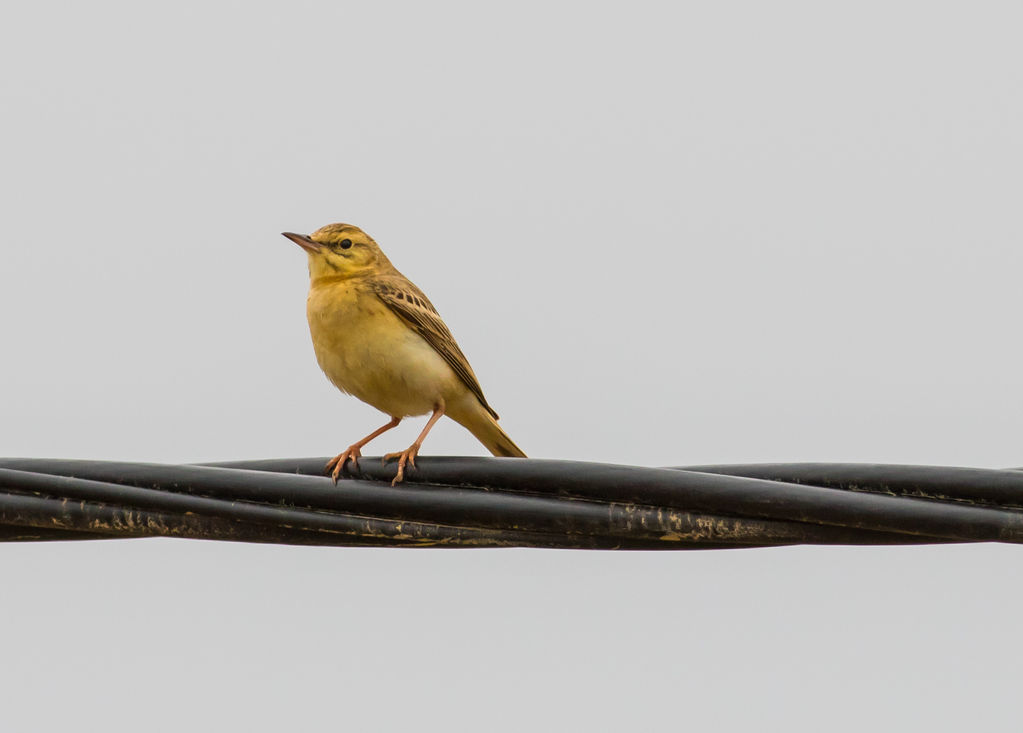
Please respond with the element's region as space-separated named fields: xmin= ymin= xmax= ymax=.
xmin=382 ymin=445 xmax=420 ymax=485
xmin=325 ymin=446 xmax=363 ymax=483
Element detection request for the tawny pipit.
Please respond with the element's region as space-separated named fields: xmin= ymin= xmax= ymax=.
xmin=283 ymin=223 xmax=526 ymax=484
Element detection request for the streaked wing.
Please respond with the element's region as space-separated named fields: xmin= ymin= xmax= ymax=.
xmin=372 ymin=276 xmax=499 ymax=420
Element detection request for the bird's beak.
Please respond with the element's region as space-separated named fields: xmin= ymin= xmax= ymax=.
xmin=282 ymin=232 xmax=323 ymax=253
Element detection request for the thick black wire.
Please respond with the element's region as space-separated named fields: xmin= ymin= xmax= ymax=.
xmin=1 ymin=456 xmax=1021 ymax=548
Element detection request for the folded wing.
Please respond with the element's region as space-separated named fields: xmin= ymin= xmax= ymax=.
xmin=373 ymin=277 xmax=500 ymax=420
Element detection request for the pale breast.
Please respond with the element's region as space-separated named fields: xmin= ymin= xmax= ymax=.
xmin=306 ymin=280 xmax=461 ymax=417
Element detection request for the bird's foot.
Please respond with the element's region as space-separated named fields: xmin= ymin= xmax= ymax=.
xmin=325 ymin=446 xmax=363 ymax=483
xmin=382 ymin=444 xmax=421 ymax=486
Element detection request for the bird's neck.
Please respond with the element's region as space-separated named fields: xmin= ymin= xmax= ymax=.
xmin=310 ymin=273 xmax=357 ymax=289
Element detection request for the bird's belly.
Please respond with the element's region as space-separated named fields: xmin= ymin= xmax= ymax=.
xmin=308 ymin=297 xmax=457 ymax=417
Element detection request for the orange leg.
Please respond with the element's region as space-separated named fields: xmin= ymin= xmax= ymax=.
xmin=326 ymin=416 xmax=402 ymax=483
xmin=382 ymin=401 xmax=445 ymax=485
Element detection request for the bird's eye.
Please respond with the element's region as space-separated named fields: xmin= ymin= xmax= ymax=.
xmin=339 ymin=239 xmax=353 ymax=250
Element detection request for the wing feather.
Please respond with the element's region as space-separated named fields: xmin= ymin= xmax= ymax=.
xmin=372 ymin=277 xmax=500 ymax=420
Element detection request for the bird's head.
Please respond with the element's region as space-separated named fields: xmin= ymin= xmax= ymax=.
xmin=282 ymin=223 xmax=390 ymax=280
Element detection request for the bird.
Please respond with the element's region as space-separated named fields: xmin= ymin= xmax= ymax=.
xmin=282 ymin=223 xmax=526 ymax=485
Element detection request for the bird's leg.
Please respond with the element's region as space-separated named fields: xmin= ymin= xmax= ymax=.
xmin=383 ymin=401 xmax=446 ymax=486
xmin=326 ymin=416 xmax=402 ymax=483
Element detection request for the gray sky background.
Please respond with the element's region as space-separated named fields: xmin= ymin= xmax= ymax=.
xmin=2 ymin=1 xmax=1021 ymax=729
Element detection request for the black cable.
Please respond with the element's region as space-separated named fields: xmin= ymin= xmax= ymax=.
xmin=0 ymin=456 xmax=1019 ymax=549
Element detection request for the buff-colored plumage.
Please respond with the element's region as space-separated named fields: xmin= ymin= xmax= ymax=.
xmin=283 ymin=223 xmax=525 ymax=484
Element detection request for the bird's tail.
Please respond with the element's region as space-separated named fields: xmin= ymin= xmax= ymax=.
xmin=452 ymin=404 xmax=527 ymax=458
